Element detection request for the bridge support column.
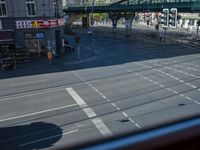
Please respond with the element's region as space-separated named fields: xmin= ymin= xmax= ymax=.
xmin=82 ymin=14 xmax=90 ymax=28
xmin=124 ymin=12 xmax=135 ymax=37
xmin=109 ymin=12 xmax=121 ymax=34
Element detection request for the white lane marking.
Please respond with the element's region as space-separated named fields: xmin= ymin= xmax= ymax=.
xmin=102 ymin=95 xmax=107 ymax=99
xmin=137 ymin=73 xmax=200 ymax=105
xmin=193 ymin=101 xmax=200 ymax=105
xmin=111 ymin=103 xmax=117 ymax=107
xmin=83 ymin=107 xmax=97 ymax=118
xmin=135 ymin=123 xmax=142 ymax=128
xmin=128 ymin=118 xmax=135 ymax=123
xmin=122 ymin=112 xmax=128 ymax=117
xmin=185 ymin=96 xmax=192 ymax=101
xmin=185 ymin=83 xmax=191 ymax=86
xmin=116 ymin=107 xmax=120 ymax=110
xmin=66 ymin=88 xmax=87 ymax=108
xmin=92 ymin=118 xmax=112 ymax=137
xmin=172 ymin=90 xmax=178 ymax=94
xmin=66 ymin=88 xmax=112 ymax=137
xmin=166 ymin=88 xmax=172 ymax=91
xmin=154 ymin=82 xmax=159 ymax=85
xmin=159 ymin=84 xmax=165 ymax=88
xmin=11 ymin=79 xmax=47 ymax=87
xmin=19 ymin=129 xmax=79 ymax=147
xmin=73 ymin=71 xmax=86 ymax=82
xmin=126 ymin=69 xmax=132 ymax=72
xmin=151 ymin=65 xmax=200 ymax=90
xmin=190 ymin=74 xmax=195 ymax=77
xmin=0 ymin=88 xmax=64 ymax=102
xmin=179 ymin=80 xmax=184 ymax=83
xmin=0 ymin=104 xmax=77 ymax=122
xmin=191 ymin=85 xmax=197 ymax=89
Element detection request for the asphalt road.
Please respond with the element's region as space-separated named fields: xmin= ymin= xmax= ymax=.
xmin=0 ymin=33 xmax=200 ymax=150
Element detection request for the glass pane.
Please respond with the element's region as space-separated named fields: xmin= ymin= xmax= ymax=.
xmin=0 ymin=5 xmax=2 ymax=16
xmin=2 ymin=3 xmax=6 ymax=15
xmin=27 ymin=4 xmax=31 ymax=15
xmin=31 ymin=4 xmax=35 ymax=15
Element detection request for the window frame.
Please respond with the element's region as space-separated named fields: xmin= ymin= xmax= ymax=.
xmin=0 ymin=0 xmax=7 ymax=17
xmin=25 ymin=0 xmax=36 ymax=17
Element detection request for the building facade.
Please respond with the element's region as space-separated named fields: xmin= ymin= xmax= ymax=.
xmin=0 ymin=0 xmax=64 ymax=57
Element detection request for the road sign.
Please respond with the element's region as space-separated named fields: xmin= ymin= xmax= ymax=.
xmin=169 ymin=8 xmax=178 ymax=28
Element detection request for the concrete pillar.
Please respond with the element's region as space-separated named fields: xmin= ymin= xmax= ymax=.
xmin=109 ymin=12 xmax=121 ymax=34
xmin=124 ymin=12 xmax=135 ymax=37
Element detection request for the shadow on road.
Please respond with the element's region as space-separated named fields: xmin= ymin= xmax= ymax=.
xmin=0 ymin=122 xmax=62 ymax=150
xmin=0 ymin=32 xmax=199 ymax=80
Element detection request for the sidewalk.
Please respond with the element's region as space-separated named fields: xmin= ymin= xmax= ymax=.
xmin=0 ymin=39 xmax=95 ymax=79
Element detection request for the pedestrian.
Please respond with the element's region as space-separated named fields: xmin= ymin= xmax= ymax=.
xmin=47 ymin=51 xmax=53 ymax=64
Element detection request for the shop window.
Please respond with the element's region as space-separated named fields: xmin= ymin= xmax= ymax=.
xmin=0 ymin=0 xmax=7 ymax=17
xmin=0 ymin=20 xmax=2 ymax=29
xmin=26 ymin=0 xmax=36 ymax=16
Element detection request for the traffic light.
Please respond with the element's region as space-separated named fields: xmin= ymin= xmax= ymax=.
xmin=169 ymin=8 xmax=177 ymax=28
xmin=161 ymin=9 xmax=169 ymax=28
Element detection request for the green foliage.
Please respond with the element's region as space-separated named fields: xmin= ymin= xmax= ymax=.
xmin=93 ymin=13 xmax=109 ymax=21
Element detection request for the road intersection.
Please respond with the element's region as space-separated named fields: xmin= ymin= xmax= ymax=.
xmin=0 ymin=34 xmax=200 ymax=149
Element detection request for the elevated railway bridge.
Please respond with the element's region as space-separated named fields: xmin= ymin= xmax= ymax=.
xmin=63 ymin=0 xmax=200 ymax=34
xmin=64 ymin=0 xmax=200 ymax=13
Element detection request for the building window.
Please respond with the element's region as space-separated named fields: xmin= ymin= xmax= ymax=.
xmin=0 ymin=0 xmax=7 ymax=17
xmin=53 ymin=0 xmax=58 ymax=17
xmin=26 ymin=0 xmax=36 ymax=16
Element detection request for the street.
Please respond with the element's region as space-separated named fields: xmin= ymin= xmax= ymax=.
xmin=0 ymin=33 xmax=200 ymax=150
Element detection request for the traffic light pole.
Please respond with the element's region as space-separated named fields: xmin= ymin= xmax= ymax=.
xmin=196 ymin=20 xmax=200 ymax=40
xmin=77 ymin=43 xmax=80 ymax=61
xmin=91 ymin=0 xmax=95 ymax=56
xmin=164 ymin=27 xmax=167 ymax=43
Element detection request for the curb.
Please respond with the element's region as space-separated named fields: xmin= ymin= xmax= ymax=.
xmin=64 ymin=56 xmax=97 ymax=65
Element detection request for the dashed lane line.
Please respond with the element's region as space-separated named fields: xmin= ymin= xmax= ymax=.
xmin=72 ymin=71 xmax=142 ymax=129
xmin=152 ymin=66 xmax=199 ymax=90
xmin=135 ymin=73 xmax=200 ymax=105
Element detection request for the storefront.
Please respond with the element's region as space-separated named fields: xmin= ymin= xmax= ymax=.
xmin=15 ymin=18 xmax=65 ymax=57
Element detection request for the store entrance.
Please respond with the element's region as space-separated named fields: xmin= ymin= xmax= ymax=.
xmin=24 ymin=33 xmax=46 ymax=57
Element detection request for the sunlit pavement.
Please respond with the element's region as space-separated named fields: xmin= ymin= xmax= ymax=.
xmin=0 ymin=33 xmax=200 ymax=149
